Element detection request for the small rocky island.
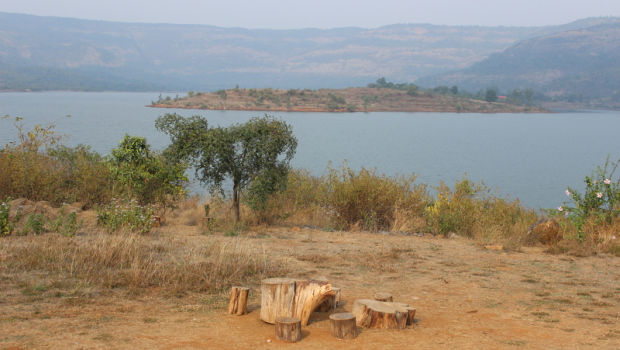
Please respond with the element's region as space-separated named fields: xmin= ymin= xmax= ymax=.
xmin=149 ymin=86 xmax=547 ymax=113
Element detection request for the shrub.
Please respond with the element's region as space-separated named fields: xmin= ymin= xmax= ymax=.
xmin=22 ymin=213 xmax=46 ymax=235
xmin=50 ymin=207 xmax=83 ymax=236
xmin=108 ymin=135 xmax=188 ymax=211
xmin=553 ymin=157 xmax=619 ymax=240
xmin=324 ymin=164 xmax=429 ymax=231
xmin=425 ymin=178 xmax=482 ymax=237
xmin=1 ymin=198 xmax=13 ymax=236
xmin=425 ymin=177 xmax=539 ymax=244
xmin=96 ymin=199 xmax=154 ymax=234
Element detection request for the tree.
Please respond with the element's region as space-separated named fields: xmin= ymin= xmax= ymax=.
xmin=109 ymin=134 xmax=188 ymax=210
xmin=485 ymin=88 xmax=498 ymax=102
xmin=155 ymin=114 xmax=297 ymax=221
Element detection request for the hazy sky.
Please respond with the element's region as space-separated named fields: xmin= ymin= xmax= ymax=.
xmin=1 ymin=0 xmax=619 ymax=29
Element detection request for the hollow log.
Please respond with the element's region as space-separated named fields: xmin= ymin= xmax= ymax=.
xmin=317 ymin=287 xmax=341 ymax=312
xmin=227 ymin=286 xmax=249 ymax=315
xmin=275 ymin=317 xmax=302 ymax=343
xmin=352 ymin=299 xmax=408 ymax=329
xmin=260 ymin=278 xmax=335 ymax=326
xmin=373 ymin=292 xmax=393 ymax=302
xmin=329 ymin=312 xmax=358 ymax=339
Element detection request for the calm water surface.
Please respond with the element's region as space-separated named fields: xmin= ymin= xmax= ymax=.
xmin=1 ymin=91 xmax=619 ymax=209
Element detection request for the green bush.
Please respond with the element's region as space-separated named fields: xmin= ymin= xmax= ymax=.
xmin=553 ymin=157 xmax=619 ymax=240
xmin=22 ymin=213 xmax=46 ymax=235
xmin=50 ymin=207 xmax=83 ymax=236
xmin=96 ymin=199 xmax=154 ymax=234
xmin=1 ymin=198 xmax=13 ymax=236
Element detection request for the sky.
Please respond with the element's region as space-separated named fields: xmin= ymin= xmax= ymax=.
xmin=1 ymin=0 xmax=619 ymax=29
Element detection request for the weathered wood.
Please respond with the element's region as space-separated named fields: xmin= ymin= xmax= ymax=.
xmin=329 ymin=312 xmax=358 ymax=339
xmin=317 ymin=287 xmax=341 ymax=312
xmin=227 ymin=286 xmax=250 ymax=315
xmin=260 ymin=278 xmax=296 ymax=323
xmin=260 ymin=278 xmax=335 ymax=326
xmin=373 ymin=292 xmax=393 ymax=302
xmin=352 ymin=299 xmax=408 ymax=329
xmin=275 ymin=317 xmax=302 ymax=343
xmin=405 ymin=306 xmax=416 ymax=325
xmin=293 ymin=279 xmax=335 ymax=325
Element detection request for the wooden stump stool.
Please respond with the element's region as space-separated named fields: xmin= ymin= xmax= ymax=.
xmin=405 ymin=306 xmax=416 ymax=325
xmin=260 ymin=278 xmax=335 ymax=326
xmin=227 ymin=286 xmax=249 ymax=315
xmin=352 ymin=299 xmax=408 ymax=329
xmin=329 ymin=312 xmax=358 ymax=339
xmin=373 ymin=292 xmax=393 ymax=302
xmin=275 ymin=317 xmax=302 ymax=343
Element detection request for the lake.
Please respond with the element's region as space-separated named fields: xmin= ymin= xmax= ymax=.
xmin=1 ymin=91 xmax=619 ymax=209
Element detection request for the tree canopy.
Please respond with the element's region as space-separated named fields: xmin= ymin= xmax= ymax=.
xmin=155 ymin=114 xmax=297 ymax=221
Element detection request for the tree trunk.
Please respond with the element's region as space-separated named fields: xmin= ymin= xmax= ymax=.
xmin=260 ymin=278 xmax=335 ymax=326
xmin=329 ymin=312 xmax=358 ymax=339
xmin=227 ymin=286 xmax=249 ymax=315
xmin=275 ymin=317 xmax=302 ymax=343
xmin=233 ymin=182 xmax=240 ymax=222
xmin=352 ymin=299 xmax=408 ymax=329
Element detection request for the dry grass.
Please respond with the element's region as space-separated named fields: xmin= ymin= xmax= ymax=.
xmin=0 ymin=232 xmax=285 ymax=295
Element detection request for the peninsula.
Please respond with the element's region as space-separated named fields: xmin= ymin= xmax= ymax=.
xmin=148 ymin=87 xmax=546 ymax=113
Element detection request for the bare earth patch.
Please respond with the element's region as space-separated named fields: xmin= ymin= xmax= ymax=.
xmin=1 ymin=225 xmax=618 ymax=349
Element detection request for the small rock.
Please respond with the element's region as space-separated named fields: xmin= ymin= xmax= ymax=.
xmin=266 ymin=339 xmax=272 ymax=343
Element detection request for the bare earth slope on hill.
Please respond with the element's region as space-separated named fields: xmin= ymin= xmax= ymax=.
xmin=1 ymin=223 xmax=618 ymax=349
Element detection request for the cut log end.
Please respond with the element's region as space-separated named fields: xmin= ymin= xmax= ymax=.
xmin=352 ymin=299 xmax=408 ymax=329
xmin=227 ymin=286 xmax=250 ymax=315
xmin=373 ymin=292 xmax=393 ymax=302
xmin=329 ymin=312 xmax=358 ymax=339
xmin=275 ymin=317 xmax=302 ymax=343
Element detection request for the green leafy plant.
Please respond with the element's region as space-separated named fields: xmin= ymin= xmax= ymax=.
xmin=50 ymin=207 xmax=83 ymax=236
xmin=156 ymin=114 xmax=297 ymax=222
xmin=96 ymin=199 xmax=154 ymax=234
xmin=552 ymin=157 xmax=619 ymax=240
xmin=22 ymin=213 xmax=46 ymax=235
xmin=0 ymin=198 xmax=13 ymax=236
xmin=108 ymin=134 xmax=188 ymax=211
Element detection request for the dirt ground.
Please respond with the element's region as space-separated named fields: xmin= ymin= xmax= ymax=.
xmin=1 ymin=225 xmax=619 ymax=349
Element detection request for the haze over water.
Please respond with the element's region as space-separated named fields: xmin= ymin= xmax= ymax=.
xmin=1 ymin=91 xmax=619 ymax=209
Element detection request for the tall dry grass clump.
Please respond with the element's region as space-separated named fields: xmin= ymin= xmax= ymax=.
xmin=424 ymin=177 xmax=540 ymax=247
xmin=0 ymin=232 xmax=284 ymax=294
xmin=323 ymin=165 xmax=430 ymax=231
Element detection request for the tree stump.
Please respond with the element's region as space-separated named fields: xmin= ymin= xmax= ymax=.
xmin=275 ymin=317 xmax=302 ymax=343
xmin=317 ymin=287 xmax=341 ymax=312
xmin=260 ymin=278 xmax=335 ymax=326
xmin=329 ymin=312 xmax=358 ymax=339
xmin=352 ymin=299 xmax=408 ymax=329
xmin=405 ymin=306 xmax=416 ymax=325
xmin=373 ymin=292 xmax=393 ymax=302
xmin=227 ymin=286 xmax=249 ymax=315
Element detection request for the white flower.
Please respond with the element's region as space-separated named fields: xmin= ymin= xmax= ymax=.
xmin=604 ymin=179 xmax=611 ymax=185
xmin=596 ymin=192 xmax=603 ymax=198
xmin=558 ymin=206 xmax=564 ymax=212
xmin=565 ymin=189 xmax=571 ymax=196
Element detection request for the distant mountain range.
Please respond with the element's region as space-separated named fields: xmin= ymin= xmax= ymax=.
xmin=0 ymin=12 xmax=619 ymax=108
xmin=418 ymin=20 xmax=620 ymax=107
